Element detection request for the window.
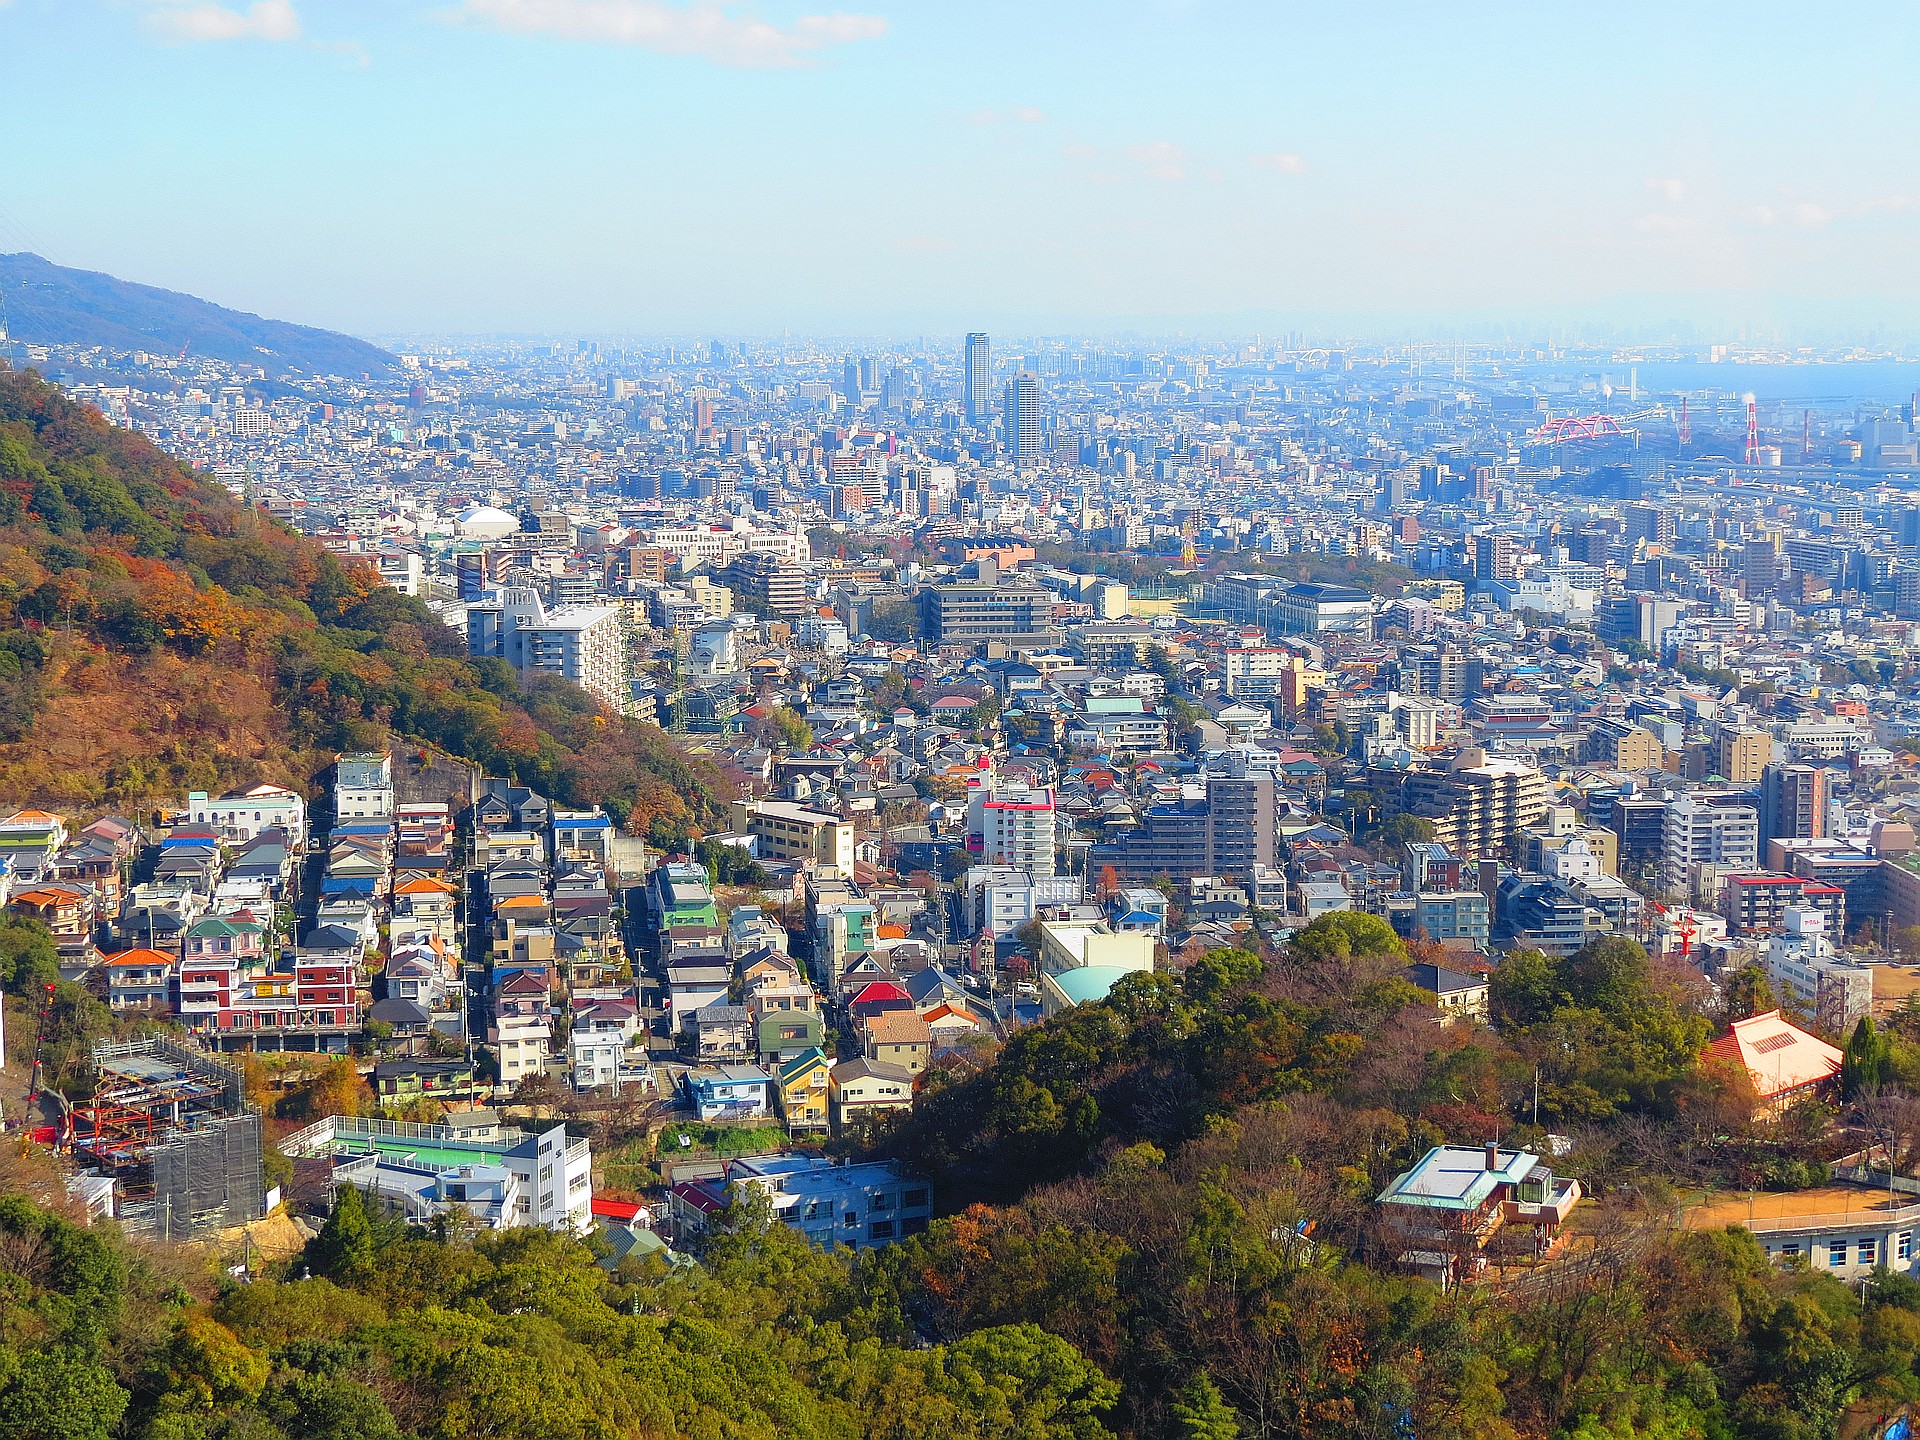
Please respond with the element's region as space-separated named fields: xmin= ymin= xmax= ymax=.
xmin=902 ymin=1189 xmax=928 ymax=1209
xmin=1861 ymin=1238 xmax=1878 ymax=1266
xmin=1901 ymin=1233 xmax=1913 ymax=1263
xmin=868 ymin=1220 xmax=895 ymax=1240
xmin=1831 ymin=1240 xmax=1848 ymax=1268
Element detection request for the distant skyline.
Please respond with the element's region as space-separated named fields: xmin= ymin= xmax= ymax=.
xmin=2 ymin=1 xmax=1919 ymax=341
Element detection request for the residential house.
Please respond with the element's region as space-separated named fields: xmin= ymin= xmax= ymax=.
xmin=777 ymin=1047 xmax=832 ymax=1132
xmin=104 ymin=947 xmax=175 ymax=1012
xmin=692 ymin=1004 xmax=755 ymax=1061
xmin=862 ymin=1009 xmax=932 ymax=1075
xmin=392 ymin=876 xmax=460 ymax=947
xmin=829 ymin=1058 xmax=915 ymax=1131
xmin=1376 ymin=1143 xmax=1582 ymax=1287
xmin=1405 ymin=963 xmax=1491 ymax=1027
xmin=684 ymin=1064 xmax=774 ymax=1122
xmin=490 ymin=968 xmax=553 ymax=1084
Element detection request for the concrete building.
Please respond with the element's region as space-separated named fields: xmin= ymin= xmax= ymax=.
xmin=284 ymin=1115 xmax=593 ymax=1233
xmin=1762 ymin=764 xmax=1829 ymax=844
xmin=917 ymin=561 xmax=1056 ymax=646
xmin=731 ymin=800 xmax=854 ymax=872
xmin=1761 ymin=907 xmax=1873 ymax=1035
xmin=1715 ymin=727 xmax=1773 ymax=785
xmin=468 ymin=588 xmax=629 ymax=714
xmin=1270 ymin=582 xmax=1374 ymax=640
xmin=1003 ymin=371 xmax=1041 ymax=466
xmin=670 ymin=1155 xmax=929 ymax=1250
xmin=1661 ymin=793 xmax=1760 ymax=892
xmin=1396 ymin=751 xmax=1549 ymax=860
xmin=964 ymin=332 xmax=992 ymax=424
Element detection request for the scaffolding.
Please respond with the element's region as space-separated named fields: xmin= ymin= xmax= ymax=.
xmin=67 ymin=1039 xmax=263 ymax=1239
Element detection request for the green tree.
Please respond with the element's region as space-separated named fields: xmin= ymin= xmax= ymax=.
xmin=1171 ymin=1371 xmax=1239 ymax=1440
xmin=1721 ymin=963 xmax=1775 ymax=1023
xmin=307 ymin=1185 xmax=376 ymax=1285
xmin=0 ymin=1351 xmax=128 ymax=1440
xmin=763 ymin=704 xmax=814 ymax=752
xmin=1843 ymin=1017 xmax=1894 ymax=1100
xmin=1289 ymin=910 xmax=1405 ymax=967
xmin=937 ymin=1324 xmax=1118 ymax=1440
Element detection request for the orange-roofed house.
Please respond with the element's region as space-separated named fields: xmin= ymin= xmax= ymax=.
xmin=105 ymin=947 xmax=176 ymax=1012
xmin=393 ymin=875 xmax=460 ymax=946
xmin=1704 ymin=1010 xmax=1843 ymax=1119
xmin=10 ymin=884 xmax=93 ymax=944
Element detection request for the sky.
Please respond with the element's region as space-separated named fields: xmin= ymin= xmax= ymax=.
xmin=0 ymin=0 xmax=1918 ymax=342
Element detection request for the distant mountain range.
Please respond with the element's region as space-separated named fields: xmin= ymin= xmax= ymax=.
xmin=0 ymin=252 xmax=398 ymax=379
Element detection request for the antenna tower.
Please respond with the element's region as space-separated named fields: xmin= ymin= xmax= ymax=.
xmin=1743 ymin=394 xmax=1759 ymax=466
xmin=1678 ymin=397 xmax=1691 ymax=449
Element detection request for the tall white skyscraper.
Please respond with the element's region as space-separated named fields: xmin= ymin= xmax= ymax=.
xmin=1003 ymin=371 xmax=1041 ymax=466
xmin=965 ymin=332 xmax=992 ymax=423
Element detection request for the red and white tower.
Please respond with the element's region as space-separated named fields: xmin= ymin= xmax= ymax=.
xmin=1743 ymin=393 xmax=1760 ymax=466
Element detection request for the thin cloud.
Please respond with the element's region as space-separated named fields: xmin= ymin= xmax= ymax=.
xmin=966 ymin=106 xmax=1045 ymax=126
xmin=450 ymin=0 xmax=887 ymax=68
xmin=1746 ymin=201 xmax=1831 ymax=228
xmin=1253 ymin=151 xmax=1308 ymax=175
xmin=1127 ymin=140 xmax=1187 ymax=183
xmin=146 ymin=0 xmax=302 ymax=41
xmin=1644 ymin=176 xmax=1686 ymax=203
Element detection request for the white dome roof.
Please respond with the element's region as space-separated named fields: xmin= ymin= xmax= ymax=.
xmin=456 ymin=505 xmax=520 ymax=539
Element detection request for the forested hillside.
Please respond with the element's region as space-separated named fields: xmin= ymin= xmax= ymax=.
xmin=4 ymin=925 xmax=1920 ymax=1439
xmin=859 ymin=915 xmax=1920 ymax=1439
xmin=0 ymin=364 xmax=726 ymax=835
xmin=0 ymin=253 xmax=399 ymax=379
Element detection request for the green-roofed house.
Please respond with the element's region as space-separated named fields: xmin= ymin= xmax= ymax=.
xmin=1375 ymin=1143 xmax=1581 ymax=1288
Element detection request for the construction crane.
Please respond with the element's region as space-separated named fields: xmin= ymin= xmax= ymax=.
xmin=22 ymin=981 xmax=55 ymax=1121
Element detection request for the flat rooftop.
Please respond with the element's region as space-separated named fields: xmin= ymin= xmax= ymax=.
xmin=1686 ymin=1185 xmax=1920 ymax=1232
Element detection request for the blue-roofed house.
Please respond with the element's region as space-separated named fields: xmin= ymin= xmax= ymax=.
xmin=1376 ymin=1143 xmax=1581 ymax=1287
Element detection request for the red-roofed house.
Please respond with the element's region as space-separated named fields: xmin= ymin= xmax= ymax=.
xmin=1704 ymin=1010 xmax=1843 ymax=1119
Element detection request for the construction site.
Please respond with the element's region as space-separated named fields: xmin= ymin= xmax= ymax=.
xmin=64 ymin=1038 xmax=264 ymax=1240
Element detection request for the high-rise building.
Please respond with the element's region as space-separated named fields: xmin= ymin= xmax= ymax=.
xmin=1659 ymin=792 xmax=1760 ymax=891
xmin=1762 ymin=764 xmax=1828 ymax=843
xmin=1474 ymin=534 xmax=1517 ymax=582
xmin=1003 ymin=372 xmax=1041 ymax=466
xmin=1395 ymin=751 xmax=1549 ymax=859
xmin=1714 ymin=727 xmax=1773 ymax=785
xmin=1624 ymin=503 xmax=1674 ymax=547
xmin=964 ymin=332 xmax=992 ymax=423
xmin=1742 ymin=535 xmax=1787 ymax=597
xmin=468 ymin=589 xmax=628 ymax=715
xmin=1088 ymin=772 xmax=1277 ymax=881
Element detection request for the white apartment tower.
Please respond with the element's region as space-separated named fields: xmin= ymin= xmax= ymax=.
xmin=469 ymin=588 xmax=629 ymax=716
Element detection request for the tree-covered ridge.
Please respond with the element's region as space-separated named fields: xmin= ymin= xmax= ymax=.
xmin=0 ymin=366 xmax=727 ymax=832
xmin=0 ymin=1180 xmax=1121 ymax=1440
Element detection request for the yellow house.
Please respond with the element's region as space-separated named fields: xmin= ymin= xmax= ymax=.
xmin=778 ymin=1048 xmax=831 ymax=1131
